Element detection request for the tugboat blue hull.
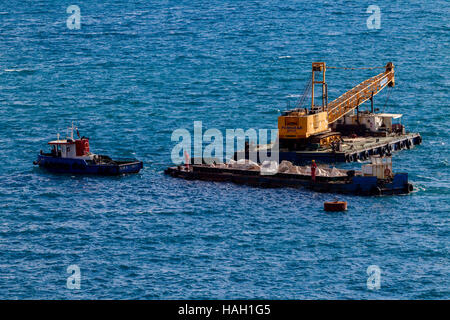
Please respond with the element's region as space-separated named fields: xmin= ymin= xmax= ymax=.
xmin=35 ymin=155 xmax=143 ymax=175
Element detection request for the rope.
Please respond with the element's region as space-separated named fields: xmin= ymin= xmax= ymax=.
xmin=381 ymin=86 xmax=392 ymax=113
xmin=296 ymin=74 xmax=312 ymax=108
xmin=327 ymin=66 xmax=385 ymax=70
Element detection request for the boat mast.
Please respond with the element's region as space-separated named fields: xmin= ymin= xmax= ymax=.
xmin=70 ymin=122 xmax=74 ymax=140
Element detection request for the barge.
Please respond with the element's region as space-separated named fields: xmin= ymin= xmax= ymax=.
xmin=239 ymin=131 xmax=422 ymax=165
xmin=33 ymin=124 xmax=143 ymax=175
xmin=165 ymin=157 xmax=413 ymax=196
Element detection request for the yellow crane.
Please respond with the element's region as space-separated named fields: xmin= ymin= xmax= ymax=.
xmin=278 ymin=62 xmax=395 ymax=149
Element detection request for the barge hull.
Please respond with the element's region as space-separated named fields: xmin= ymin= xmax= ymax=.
xmin=237 ymin=132 xmax=422 ymax=164
xmin=165 ymin=166 xmax=412 ymax=196
xmin=284 ymin=133 xmax=422 ymax=164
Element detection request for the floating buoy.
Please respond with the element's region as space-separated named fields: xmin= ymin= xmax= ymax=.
xmin=324 ymin=201 xmax=347 ymax=212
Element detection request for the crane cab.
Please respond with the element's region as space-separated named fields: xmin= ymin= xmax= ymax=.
xmin=278 ymin=110 xmax=328 ymax=139
xmin=278 ymin=62 xmax=329 ymax=141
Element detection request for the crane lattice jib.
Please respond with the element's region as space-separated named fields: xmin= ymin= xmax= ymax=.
xmin=327 ymin=66 xmax=394 ymax=124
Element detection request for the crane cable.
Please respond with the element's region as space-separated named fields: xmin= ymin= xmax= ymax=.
xmin=293 ymin=65 xmax=390 ymax=111
xmin=296 ymin=74 xmax=312 ymax=108
xmin=327 ymin=66 xmax=385 ymax=70
xmin=327 ymin=65 xmax=393 ymax=112
xmin=381 ymin=86 xmax=393 ymax=113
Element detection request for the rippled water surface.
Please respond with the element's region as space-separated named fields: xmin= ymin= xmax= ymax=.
xmin=0 ymin=0 xmax=448 ymax=299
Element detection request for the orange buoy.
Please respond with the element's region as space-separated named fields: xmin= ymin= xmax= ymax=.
xmin=324 ymin=201 xmax=347 ymax=212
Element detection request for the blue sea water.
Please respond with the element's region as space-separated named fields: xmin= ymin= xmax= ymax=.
xmin=0 ymin=0 xmax=448 ymax=299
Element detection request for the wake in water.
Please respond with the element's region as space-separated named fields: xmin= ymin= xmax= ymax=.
xmin=4 ymin=68 xmax=35 ymax=74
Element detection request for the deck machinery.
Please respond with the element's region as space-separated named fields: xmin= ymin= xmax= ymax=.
xmin=278 ymin=62 xmax=395 ymax=150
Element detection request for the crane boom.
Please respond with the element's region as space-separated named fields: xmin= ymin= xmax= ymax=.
xmin=327 ymin=62 xmax=395 ymax=124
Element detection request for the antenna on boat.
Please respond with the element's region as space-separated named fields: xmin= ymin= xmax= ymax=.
xmin=75 ymin=124 xmax=80 ymax=138
xmin=70 ymin=122 xmax=74 ymax=140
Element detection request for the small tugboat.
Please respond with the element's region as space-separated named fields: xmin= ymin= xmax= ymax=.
xmin=33 ymin=123 xmax=143 ymax=175
xmin=165 ymin=156 xmax=413 ymax=196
